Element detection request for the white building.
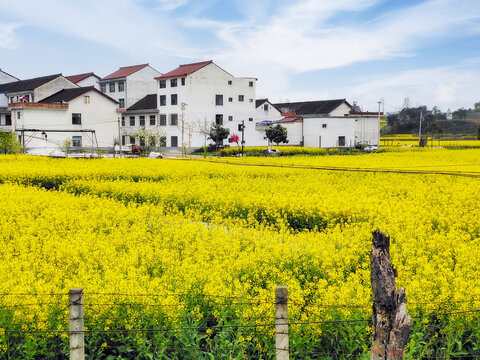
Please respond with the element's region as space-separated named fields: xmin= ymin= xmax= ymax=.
xmin=0 ymin=69 xmax=19 ymax=85
xmin=155 ymin=60 xmax=257 ymax=148
xmin=0 ymin=74 xmax=78 ymax=134
xmin=256 ymin=99 xmax=380 ymax=148
xmin=99 ymin=64 xmax=162 ymax=110
xmin=66 ymin=72 xmax=101 ymax=89
xmin=121 ymin=94 xmax=161 ymax=146
xmin=10 ymin=87 xmax=119 ymax=154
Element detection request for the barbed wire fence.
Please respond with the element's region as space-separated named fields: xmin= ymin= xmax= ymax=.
xmin=2 ymin=288 xmax=480 ymax=359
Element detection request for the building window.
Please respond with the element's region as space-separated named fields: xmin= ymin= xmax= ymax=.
xmin=118 ymin=81 xmax=125 ymax=92
xmin=17 ymin=111 xmax=21 ymax=119
xmin=5 ymin=115 xmax=11 ymax=126
xmin=159 ymin=114 xmax=167 ymax=126
xmin=338 ymin=136 xmax=346 ymax=147
xmin=181 ymin=77 xmax=185 ymax=86
xmin=139 ymin=115 xmax=145 ymax=126
xmin=238 ymin=95 xmax=244 ymax=102
xmin=249 ymin=81 xmax=254 ymax=87
xmin=121 ymin=116 xmax=125 ymax=126
xmin=248 ymin=117 xmax=253 ymax=122
xmin=215 ymin=114 xmax=223 ymax=125
xmin=171 ymin=136 xmax=178 ymax=147
xmin=84 ymin=95 xmax=90 ymax=104
xmin=149 ymin=115 xmax=156 ymax=126
xmin=322 ymin=123 xmax=327 ymax=128
xmin=130 ymin=136 xmax=136 ymax=144
xmin=170 ymin=78 xmax=177 ymax=87
xmin=160 ymin=95 xmax=166 ymax=106
xmin=264 ymin=104 xmax=268 ymax=111
xmin=171 ymin=94 xmax=178 ymax=105
xmin=215 ymin=94 xmax=223 ymax=106
xmin=118 ymin=98 xmax=125 ymax=108
xmin=159 ymin=80 xmax=166 ymax=88
xmin=228 ymin=80 xmax=232 ymax=85
xmin=72 ymin=136 xmax=82 ymax=147
xmin=228 ymin=97 xmax=233 ymax=102
xmin=249 ymin=99 xmax=253 ymax=103
xmin=109 ymin=82 xmax=115 ymax=92
xmin=100 ymin=83 xmax=106 ymax=93
xmin=170 ymin=113 xmax=178 ymax=126
xmin=72 ymin=113 xmax=81 ymax=125
xmin=139 ymin=137 xmax=145 ymax=147
xmin=228 ymin=116 xmax=233 ymax=121
xmin=121 ymin=135 xmax=125 ymax=146
xmin=129 ymin=116 xmax=135 ymax=126
xmin=160 ymin=136 xmax=166 ymax=147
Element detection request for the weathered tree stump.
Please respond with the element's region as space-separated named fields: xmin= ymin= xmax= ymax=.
xmin=371 ymin=230 xmax=411 ymax=360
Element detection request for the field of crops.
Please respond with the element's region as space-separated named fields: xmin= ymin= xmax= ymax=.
xmin=1 ymin=149 xmax=480 ymax=359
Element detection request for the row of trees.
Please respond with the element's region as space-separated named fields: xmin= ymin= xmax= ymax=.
xmin=209 ymin=123 xmax=289 ymax=150
xmin=385 ymin=102 xmax=480 ymax=137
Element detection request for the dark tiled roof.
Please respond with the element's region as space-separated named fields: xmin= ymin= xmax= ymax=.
xmin=256 ymin=98 xmax=269 ymax=108
xmin=40 ymin=87 xmax=117 ymax=104
xmin=156 ymin=61 xmax=212 ymax=80
xmin=102 ymin=64 xmax=149 ymax=80
xmin=273 ymin=99 xmax=352 ymax=115
xmin=66 ymin=72 xmax=100 ymax=84
xmin=0 ymin=74 xmax=62 ymax=93
xmin=127 ymin=94 xmax=157 ymax=110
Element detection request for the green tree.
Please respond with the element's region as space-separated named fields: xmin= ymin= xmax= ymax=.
xmin=0 ymin=131 xmax=21 ymax=154
xmin=208 ymin=124 xmax=230 ymax=150
xmin=265 ymin=124 xmax=289 ymax=146
xmin=476 ymin=124 xmax=480 ymax=140
xmin=130 ymin=128 xmax=165 ymax=155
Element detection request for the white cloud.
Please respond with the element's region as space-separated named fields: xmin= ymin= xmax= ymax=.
xmin=198 ymin=0 xmax=480 ymax=73
xmin=0 ymin=22 xmax=21 ymax=49
xmin=338 ymin=63 xmax=480 ymax=111
xmin=155 ymin=0 xmax=188 ymax=10
xmin=0 ymin=0 xmax=186 ymax=57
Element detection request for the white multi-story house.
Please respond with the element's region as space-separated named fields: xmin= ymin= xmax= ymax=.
xmin=155 ymin=60 xmax=257 ymax=148
xmin=10 ymin=87 xmax=118 ymax=154
xmin=66 ymin=72 xmax=101 ymax=89
xmin=0 ymin=69 xmax=19 ymax=130
xmin=264 ymin=99 xmax=380 ymax=147
xmin=121 ymin=94 xmax=161 ymax=146
xmin=0 ymin=74 xmax=78 ymax=133
xmin=99 ymin=64 xmax=162 ymax=110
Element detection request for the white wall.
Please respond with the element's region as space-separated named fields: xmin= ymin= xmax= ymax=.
xmin=13 ymin=90 xmax=118 ymax=154
xmin=329 ymin=103 xmax=351 ymax=117
xmin=34 ymin=77 xmax=78 ymax=102
xmin=76 ymin=76 xmax=100 ymax=89
xmin=303 ymin=116 xmax=379 ymax=148
xmin=0 ymin=70 xmax=17 ymax=85
xmin=126 ymin=66 xmax=162 ymax=108
xmin=157 ymin=62 xmax=257 ymax=148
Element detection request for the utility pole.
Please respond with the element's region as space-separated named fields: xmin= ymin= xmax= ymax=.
xmin=418 ymin=110 xmax=423 ymax=147
xmin=117 ymin=116 xmax=122 ymax=157
xmin=180 ymin=102 xmax=186 ymax=158
xmin=238 ymin=120 xmax=245 ymax=156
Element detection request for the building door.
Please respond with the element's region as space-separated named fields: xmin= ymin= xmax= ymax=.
xmin=338 ymin=136 xmax=346 ymax=147
xmin=319 ymin=136 xmax=322 ymax=148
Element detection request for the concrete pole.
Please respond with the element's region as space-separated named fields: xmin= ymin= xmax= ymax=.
xmin=69 ymin=288 xmax=85 ymax=360
xmin=275 ymin=286 xmax=289 ymax=360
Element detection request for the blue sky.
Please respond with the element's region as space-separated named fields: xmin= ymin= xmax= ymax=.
xmin=0 ymin=0 xmax=479 ymax=112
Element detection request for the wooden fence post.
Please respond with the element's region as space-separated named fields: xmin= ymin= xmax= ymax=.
xmin=69 ymin=288 xmax=85 ymax=360
xmin=275 ymin=286 xmax=289 ymax=360
xmin=371 ymin=230 xmax=411 ymax=360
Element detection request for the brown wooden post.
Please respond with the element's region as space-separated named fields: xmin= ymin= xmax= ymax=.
xmin=371 ymin=230 xmax=411 ymax=360
xmin=275 ymin=286 xmax=289 ymax=360
xmin=69 ymin=288 xmax=85 ymax=360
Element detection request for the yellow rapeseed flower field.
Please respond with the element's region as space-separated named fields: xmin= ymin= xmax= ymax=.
xmin=1 ymin=149 xmax=479 ymax=358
